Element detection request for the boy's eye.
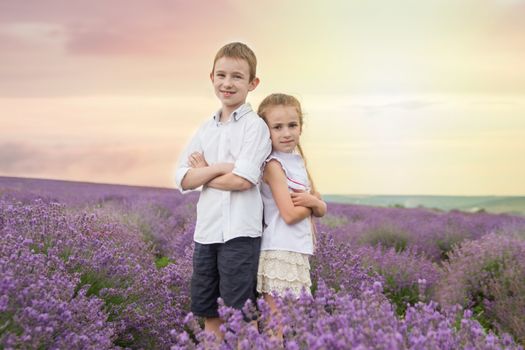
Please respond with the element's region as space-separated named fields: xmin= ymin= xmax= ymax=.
xmin=273 ymin=125 xmax=282 ymax=130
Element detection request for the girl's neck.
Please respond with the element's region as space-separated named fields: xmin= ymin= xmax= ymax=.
xmin=274 ymin=148 xmax=299 ymax=155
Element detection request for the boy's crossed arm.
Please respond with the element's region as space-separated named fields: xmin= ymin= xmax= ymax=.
xmin=186 ymin=152 xmax=252 ymax=191
xmin=180 ymin=161 xmax=233 ymax=190
xmin=177 ymin=117 xmax=272 ymax=192
xmin=206 ymin=173 xmax=253 ymax=191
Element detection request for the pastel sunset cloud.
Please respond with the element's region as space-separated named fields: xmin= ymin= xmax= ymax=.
xmin=1 ymin=0 xmax=524 ymax=195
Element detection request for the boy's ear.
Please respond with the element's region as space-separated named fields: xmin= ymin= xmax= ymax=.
xmin=248 ymin=77 xmax=260 ymax=91
xmin=210 ymin=72 xmax=214 ymax=82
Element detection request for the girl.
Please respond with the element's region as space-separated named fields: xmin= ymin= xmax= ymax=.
xmin=256 ymin=93 xmax=327 ymax=332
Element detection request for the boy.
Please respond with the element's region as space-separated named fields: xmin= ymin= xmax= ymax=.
xmin=174 ymin=42 xmax=271 ymax=339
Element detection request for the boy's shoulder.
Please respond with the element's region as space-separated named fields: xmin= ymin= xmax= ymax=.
xmin=241 ymin=109 xmax=267 ymax=128
xmin=242 ymin=112 xmax=270 ymax=138
xmin=243 ymin=109 xmax=264 ymax=123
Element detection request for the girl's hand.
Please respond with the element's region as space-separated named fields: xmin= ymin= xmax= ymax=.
xmin=188 ymin=152 xmax=208 ymax=168
xmin=290 ymin=189 xmax=317 ymax=208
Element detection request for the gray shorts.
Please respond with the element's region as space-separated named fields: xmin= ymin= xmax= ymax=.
xmin=191 ymin=236 xmax=261 ymax=318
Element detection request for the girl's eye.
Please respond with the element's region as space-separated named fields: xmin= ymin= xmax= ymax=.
xmin=273 ymin=125 xmax=281 ymax=130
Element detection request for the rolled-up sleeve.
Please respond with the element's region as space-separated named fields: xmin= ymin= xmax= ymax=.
xmin=232 ymin=118 xmax=271 ymax=185
xmin=174 ymin=126 xmax=204 ymax=193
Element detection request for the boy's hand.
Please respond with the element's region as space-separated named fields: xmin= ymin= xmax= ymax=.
xmin=290 ymin=189 xmax=317 ymax=208
xmin=188 ymin=152 xmax=208 ymax=168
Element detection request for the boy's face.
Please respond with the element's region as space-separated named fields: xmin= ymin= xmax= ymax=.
xmin=210 ymin=56 xmax=259 ymax=111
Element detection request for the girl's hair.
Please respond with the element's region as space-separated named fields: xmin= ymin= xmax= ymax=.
xmin=258 ymin=93 xmax=317 ymax=195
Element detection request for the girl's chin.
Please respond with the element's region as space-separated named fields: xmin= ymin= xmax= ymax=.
xmin=273 ymin=145 xmax=295 ymax=152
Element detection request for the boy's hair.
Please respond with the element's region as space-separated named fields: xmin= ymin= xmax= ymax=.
xmin=212 ymin=42 xmax=257 ymax=82
xmin=258 ymin=93 xmax=317 ymax=195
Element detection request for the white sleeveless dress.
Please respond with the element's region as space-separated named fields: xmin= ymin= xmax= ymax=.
xmin=256 ymin=151 xmax=313 ymax=296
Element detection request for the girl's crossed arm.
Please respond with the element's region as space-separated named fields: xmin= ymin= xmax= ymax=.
xmin=265 ymin=160 xmax=312 ymax=225
xmin=290 ymin=190 xmax=327 ymax=218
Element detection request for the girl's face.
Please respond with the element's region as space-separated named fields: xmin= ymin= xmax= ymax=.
xmin=264 ymin=105 xmax=302 ymax=153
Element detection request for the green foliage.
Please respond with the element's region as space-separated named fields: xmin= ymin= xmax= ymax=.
xmin=58 ymin=247 xmax=72 ymax=262
xmin=389 ymin=203 xmax=405 ymax=209
xmin=152 ymin=204 xmax=172 ymax=220
xmin=320 ymin=214 xmax=348 ymax=228
xmin=472 ymin=303 xmax=492 ymax=332
xmin=155 ymin=256 xmax=172 ymax=269
xmin=362 ymin=225 xmax=409 ymax=253
xmin=436 ymin=235 xmax=463 ymax=261
xmin=76 ymin=271 xmax=117 ymax=298
xmin=0 ymin=310 xmax=23 ymax=338
xmin=384 ymin=282 xmax=419 ymax=317
xmin=482 ymin=259 xmax=503 ymax=276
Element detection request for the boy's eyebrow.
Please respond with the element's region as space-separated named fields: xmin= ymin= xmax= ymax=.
xmin=214 ymin=69 xmax=245 ymax=76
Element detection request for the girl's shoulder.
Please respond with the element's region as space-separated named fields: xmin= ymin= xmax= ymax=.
xmin=264 ymin=152 xmax=297 ymax=177
xmin=262 ymin=158 xmax=286 ymax=183
xmin=264 ymin=151 xmax=309 ymax=191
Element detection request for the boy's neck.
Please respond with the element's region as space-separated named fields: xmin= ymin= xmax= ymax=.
xmin=220 ymin=102 xmax=246 ymax=123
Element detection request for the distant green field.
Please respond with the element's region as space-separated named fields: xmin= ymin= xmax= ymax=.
xmin=324 ymin=195 xmax=525 ymax=216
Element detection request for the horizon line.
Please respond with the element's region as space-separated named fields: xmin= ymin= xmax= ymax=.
xmin=1 ymin=175 xmax=524 ymax=198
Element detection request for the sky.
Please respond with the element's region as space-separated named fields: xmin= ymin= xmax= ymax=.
xmin=1 ymin=0 xmax=524 ymax=195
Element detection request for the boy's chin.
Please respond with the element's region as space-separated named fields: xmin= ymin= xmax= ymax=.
xmin=222 ymin=99 xmax=246 ymax=108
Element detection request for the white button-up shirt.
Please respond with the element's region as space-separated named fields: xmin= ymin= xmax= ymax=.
xmin=174 ymin=103 xmax=272 ymax=244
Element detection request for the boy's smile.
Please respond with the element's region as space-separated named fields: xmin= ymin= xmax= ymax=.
xmin=211 ymin=57 xmax=259 ymax=120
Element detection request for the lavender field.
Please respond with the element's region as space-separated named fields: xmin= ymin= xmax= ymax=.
xmin=1 ymin=176 xmax=525 ymax=349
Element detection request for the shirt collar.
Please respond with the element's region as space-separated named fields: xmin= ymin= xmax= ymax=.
xmin=213 ymin=103 xmax=253 ymax=125
xmin=273 ymin=149 xmax=301 ymax=159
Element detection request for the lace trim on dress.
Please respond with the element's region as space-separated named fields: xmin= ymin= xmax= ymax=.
xmin=257 ymin=250 xmax=312 ymax=296
xmin=257 ymin=275 xmax=311 ymax=296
